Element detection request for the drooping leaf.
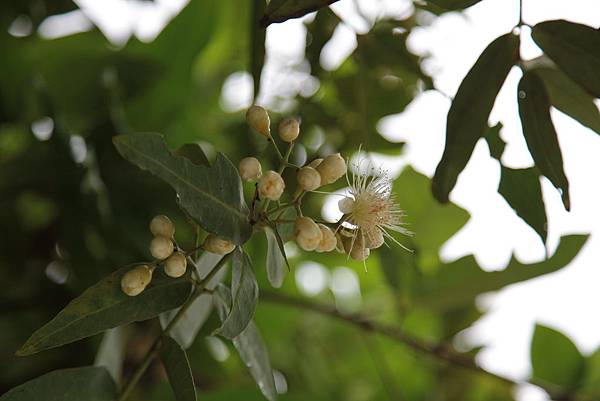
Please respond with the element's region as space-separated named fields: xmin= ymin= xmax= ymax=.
xmin=113 ymin=133 xmax=251 ymax=244
xmin=251 ymin=0 xmax=266 ymax=99
xmin=484 ymin=122 xmax=506 ymax=160
xmin=0 ymin=366 xmax=117 ymax=401
xmin=160 ymin=252 xmax=225 ymax=349
xmin=94 ymin=327 xmax=125 ymax=387
xmin=213 ymin=285 xmax=277 ymax=401
xmin=498 ymin=166 xmax=547 ymax=244
xmin=262 ymin=0 xmax=337 ymax=26
xmin=531 ymin=324 xmax=585 ymax=390
xmin=518 ymin=71 xmax=570 ymax=210
xmin=214 ymin=248 xmax=259 ymax=339
xmin=264 ymin=226 xmax=289 ymax=288
xmin=174 ymin=143 xmax=211 ymax=167
xmin=433 ymin=33 xmax=519 ymax=202
xmin=532 ymin=20 xmax=600 ymax=98
xmin=160 ymin=336 xmax=197 ymax=401
xmin=415 ymin=235 xmax=588 ymax=309
xmin=17 ymin=267 xmax=192 ymax=356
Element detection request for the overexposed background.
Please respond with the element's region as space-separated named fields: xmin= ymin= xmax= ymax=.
xmin=23 ymin=1 xmax=600 ymax=400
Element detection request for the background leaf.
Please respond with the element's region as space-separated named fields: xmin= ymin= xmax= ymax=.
xmin=0 ymin=366 xmax=117 ymax=401
xmin=160 ymin=336 xmax=197 ymax=401
xmin=264 ymin=226 xmax=288 ymax=288
xmin=262 ymin=0 xmax=337 ymax=26
xmin=93 ymin=327 xmax=125 ymax=387
xmin=17 ymin=267 xmax=192 ymax=356
xmin=518 ymin=71 xmax=570 ymax=210
xmin=433 ymin=33 xmax=519 ymax=202
xmin=174 ymin=143 xmax=211 ymax=167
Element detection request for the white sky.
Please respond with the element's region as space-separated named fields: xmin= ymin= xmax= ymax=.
xmin=28 ymin=1 xmax=600 ymax=400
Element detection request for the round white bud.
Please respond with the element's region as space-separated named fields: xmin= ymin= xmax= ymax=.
xmin=246 ymin=105 xmax=271 ymax=138
xmin=364 ymin=230 xmax=384 ymax=249
xmin=294 ymin=217 xmax=323 ymax=251
xmin=297 ymin=166 xmax=321 ymax=192
xmin=307 ymin=158 xmax=323 ymax=169
xmin=316 ymin=224 xmax=337 ymax=253
xmin=338 ymin=197 xmax=355 ymax=214
xmin=149 ymin=215 xmax=175 ymax=238
xmin=164 ymin=252 xmax=187 ymax=278
xmin=316 ymin=153 xmax=346 ymax=185
xmin=239 ymin=157 xmax=262 ymax=181
xmin=278 ymin=117 xmax=300 ymax=142
xmin=150 ymin=236 xmax=174 ymax=260
xmin=204 ymin=234 xmax=235 ymax=255
xmin=258 ymin=170 xmax=285 ymax=201
xmin=121 ymin=265 xmax=153 ymax=296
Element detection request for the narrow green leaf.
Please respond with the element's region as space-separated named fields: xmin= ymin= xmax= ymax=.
xmin=0 ymin=366 xmax=117 ymax=401
xmin=518 ymin=71 xmax=570 ymax=210
xmin=94 ymin=327 xmax=125 ymax=387
xmin=113 ymin=133 xmax=251 ymax=245
xmin=17 ymin=267 xmax=192 ymax=356
xmin=213 ymin=285 xmax=277 ymax=401
xmin=484 ymin=123 xmax=506 ymax=160
xmin=160 ymin=252 xmax=225 ymax=349
xmin=433 ymin=33 xmax=519 ymax=202
xmin=531 ymin=324 xmax=585 ymax=390
xmin=160 ymin=336 xmax=197 ymax=401
xmin=498 ymin=166 xmax=547 ymax=244
xmin=214 ymin=248 xmax=258 ymax=339
xmin=262 ymin=0 xmax=337 ymax=26
xmin=251 ymin=0 xmax=266 ymax=98
xmin=174 ymin=143 xmax=210 ymax=167
xmin=532 ymin=66 xmax=600 ymax=135
xmin=264 ymin=226 xmax=289 ymax=288
xmin=532 ymin=20 xmax=600 ymax=98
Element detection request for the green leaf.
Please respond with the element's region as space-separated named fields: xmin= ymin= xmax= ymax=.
xmin=416 ymin=235 xmax=588 ymax=309
xmin=433 ymin=33 xmax=519 ymax=203
xmin=94 ymin=327 xmax=125 ymax=387
xmin=426 ymin=0 xmax=483 ymax=10
xmin=582 ymin=348 xmax=600 ymax=394
xmin=262 ymin=0 xmax=336 ymax=26
xmin=251 ymin=0 xmax=266 ymax=98
xmin=532 ymin=20 xmax=600 ymax=98
xmin=0 ymin=366 xmax=117 ymax=401
xmin=213 ymin=285 xmax=277 ymax=401
xmin=264 ymin=226 xmax=289 ymax=288
xmin=160 ymin=252 xmax=225 ymax=349
xmin=498 ymin=166 xmax=547 ymax=244
xmin=17 ymin=267 xmax=192 ymax=356
xmin=214 ymin=248 xmax=258 ymax=339
xmin=531 ymin=324 xmax=585 ymax=389
xmin=160 ymin=336 xmax=197 ymax=401
xmin=518 ymin=71 xmax=570 ymax=210
xmin=113 ymin=133 xmax=251 ymax=244
xmin=532 ymin=66 xmax=600 ymax=135
xmin=484 ymin=123 xmax=506 ymax=160
xmin=174 ymin=143 xmax=211 ymax=167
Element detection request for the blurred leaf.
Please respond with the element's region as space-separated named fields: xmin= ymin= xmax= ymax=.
xmin=532 ymin=20 xmax=600 ymax=98
xmin=426 ymin=0 xmax=483 ymax=10
xmin=214 ymin=248 xmax=259 ymax=339
xmin=432 ymin=33 xmax=519 ymax=203
xmin=160 ymin=336 xmax=197 ymax=401
xmin=416 ymin=235 xmax=588 ymax=309
xmin=160 ymin=252 xmax=225 ymax=349
xmin=113 ymin=133 xmax=251 ymax=244
xmin=264 ymin=226 xmax=289 ymax=288
xmin=518 ymin=71 xmax=570 ymax=210
xmin=582 ymin=348 xmax=600 ymax=394
xmin=213 ymin=285 xmax=277 ymax=401
xmin=175 ymin=143 xmax=211 ymax=167
xmin=17 ymin=268 xmax=192 ymax=356
xmin=531 ymin=324 xmax=585 ymax=390
xmin=0 ymin=366 xmax=117 ymax=401
xmin=532 ymin=66 xmax=600 ymax=135
xmin=484 ymin=123 xmax=506 ymax=160
xmin=262 ymin=0 xmax=336 ymax=26
xmin=94 ymin=327 xmax=125 ymax=387
xmin=498 ymin=166 xmax=547 ymax=244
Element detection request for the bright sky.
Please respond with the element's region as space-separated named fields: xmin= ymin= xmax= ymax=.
xmin=30 ymin=1 xmax=600 ymax=400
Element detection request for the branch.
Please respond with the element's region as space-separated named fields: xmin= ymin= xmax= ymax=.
xmin=260 ymin=290 xmax=594 ymax=401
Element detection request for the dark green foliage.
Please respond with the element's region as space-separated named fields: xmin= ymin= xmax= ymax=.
xmin=160 ymin=336 xmax=197 ymax=401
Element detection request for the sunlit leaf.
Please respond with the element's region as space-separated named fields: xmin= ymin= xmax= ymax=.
xmin=160 ymin=336 xmax=197 ymax=401
xmin=433 ymin=33 xmax=519 ymax=203
xmin=264 ymin=226 xmax=288 ymax=288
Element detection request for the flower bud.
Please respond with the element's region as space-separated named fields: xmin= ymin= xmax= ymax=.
xmin=316 ymin=224 xmax=336 ymax=252
xmin=297 ymin=166 xmax=321 ymax=192
xmin=149 ymin=215 xmax=175 ymax=238
xmin=338 ymin=197 xmax=354 ymax=214
xmin=294 ymin=217 xmax=323 ymax=251
xmin=316 ymin=153 xmax=346 ymax=185
xmin=164 ymin=252 xmax=187 ymax=278
xmin=278 ymin=117 xmax=300 ymax=142
xmin=364 ymin=230 xmax=384 ymax=249
xmin=204 ymin=234 xmax=235 ymax=255
xmin=246 ymin=105 xmax=271 ymax=138
xmin=150 ymin=236 xmax=174 ymax=260
xmin=121 ymin=265 xmax=153 ymax=296
xmin=239 ymin=157 xmax=262 ymax=181
xmin=307 ymin=158 xmax=323 ymax=169
xmin=258 ymin=170 xmax=285 ymax=201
